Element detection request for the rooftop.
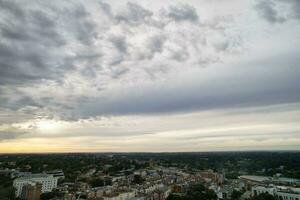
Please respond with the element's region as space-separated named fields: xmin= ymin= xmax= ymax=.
xmin=239 ymin=175 xmax=300 ymax=184
xmin=14 ymin=173 xmax=56 ymax=181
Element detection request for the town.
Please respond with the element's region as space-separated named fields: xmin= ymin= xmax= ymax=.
xmin=0 ymin=152 xmax=299 ymax=200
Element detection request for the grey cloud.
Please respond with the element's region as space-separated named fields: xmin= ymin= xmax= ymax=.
xmin=0 ymin=0 xmax=292 ymax=123
xmin=255 ymin=0 xmax=286 ymax=23
xmin=277 ymin=0 xmax=300 ymax=20
xmin=0 ymin=0 xmax=25 ymax=18
xmin=68 ymin=51 xmax=300 ymax=118
xmin=0 ymin=0 xmax=258 ymax=121
xmin=0 ymin=131 xmax=24 ymax=141
xmin=0 ymin=95 xmax=41 ymax=111
xmin=290 ymin=0 xmax=300 ymax=19
xmin=115 ymin=2 xmax=153 ymax=25
xmin=110 ymin=66 xmax=129 ymax=79
xmin=255 ymin=0 xmax=300 ymax=23
xmin=0 ymin=0 xmax=97 ymax=86
xmin=0 ymin=42 xmax=67 ymax=85
xmin=170 ymin=50 xmax=189 ymax=62
xmin=137 ymin=35 xmax=167 ymax=60
xmin=166 ymin=4 xmax=199 ymax=22
xmin=113 ymin=3 xmax=200 ymax=27
xmin=65 ymin=5 xmax=97 ymax=45
xmin=174 ymin=131 xmax=300 ymax=142
xmin=98 ymin=1 xmax=113 ymax=17
xmin=147 ymin=35 xmax=166 ymax=55
xmin=0 ymin=125 xmax=28 ymax=141
xmin=109 ymin=35 xmax=128 ymax=54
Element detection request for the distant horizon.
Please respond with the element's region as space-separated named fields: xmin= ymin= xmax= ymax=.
xmin=1 ymin=149 xmax=300 ymax=155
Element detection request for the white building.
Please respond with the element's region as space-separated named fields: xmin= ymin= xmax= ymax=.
xmin=240 ymin=175 xmax=300 ymax=185
xmin=210 ymin=184 xmax=234 ymax=199
xmin=252 ymin=185 xmax=275 ymax=196
xmin=252 ymin=185 xmax=300 ymax=200
xmin=13 ymin=174 xmax=58 ymax=197
xmin=45 ymin=169 xmax=65 ymax=180
xmin=276 ymin=186 xmax=300 ymax=200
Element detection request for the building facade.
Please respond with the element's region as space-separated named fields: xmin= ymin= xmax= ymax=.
xmin=252 ymin=185 xmax=300 ymax=200
xmin=13 ymin=174 xmax=58 ymax=197
xmin=21 ymin=182 xmax=42 ymax=200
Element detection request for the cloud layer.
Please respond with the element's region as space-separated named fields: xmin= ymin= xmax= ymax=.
xmin=0 ymin=0 xmax=299 ymax=152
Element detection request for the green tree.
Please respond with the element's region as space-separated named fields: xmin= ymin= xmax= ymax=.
xmin=90 ymin=178 xmax=104 ymax=187
xmin=167 ymin=194 xmax=184 ymax=200
xmin=133 ymin=175 xmax=144 ymax=184
xmin=231 ymin=190 xmax=243 ymax=200
xmin=251 ymin=193 xmax=275 ymax=200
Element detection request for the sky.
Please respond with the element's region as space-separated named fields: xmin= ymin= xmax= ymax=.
xmin=0 ymin=0 xmax=300 ymax=153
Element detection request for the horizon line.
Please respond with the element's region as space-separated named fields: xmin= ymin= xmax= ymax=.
xmin=1 ymin=149 xmax=300 ymax=155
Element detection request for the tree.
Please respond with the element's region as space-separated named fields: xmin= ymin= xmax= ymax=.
xmin=7 ymin=186 xmax=16 ymax=200
xmin=167 ymin=194 xmax=184 ymax=200
xmin=133 ymin=175 xmax=144 ymax=184
xmin=231 ymin=190 xmax=243 ymax=200
xmin=90 ymin=178 xmax=104 ymax=187
xmin=41 ymin=192 xmax=56 ymax=200
xmin=188 ymin=183 xmax=217 ymax=200
xmin=251 ymin=193 xmax=275 ymax=200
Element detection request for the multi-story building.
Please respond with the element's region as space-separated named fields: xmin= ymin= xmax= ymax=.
xmin=20 ymin=182 xmax=42 ymax=200
xmin=252 ymin=185 xmax=300 ymax=200
xmin=252 ymin=185 xmax=275 ymax=196
xmin=239 ymin=175 xmax=300 ymax=187
xmin=13 ymin=174 xmax=58 ymax=197
xmin=45 ymin=169 xmax=65 ymax=180
xmin=199 ymin=170 xmax=225 ymax=184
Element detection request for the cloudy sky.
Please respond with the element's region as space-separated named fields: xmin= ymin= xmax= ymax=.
xmin=0 ymin=0 xmax=300 ymax=153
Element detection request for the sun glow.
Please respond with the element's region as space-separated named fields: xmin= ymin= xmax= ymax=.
xmin=36 ymin=120 xmax=59 ymax=131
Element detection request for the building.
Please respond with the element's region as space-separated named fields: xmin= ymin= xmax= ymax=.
xmin=13 ymin=174 xmax=58 ymax=197
xmin=252 ymin=185 xmax=275 ymax=196
xmin=239 ymin=175 xmax=300 ymax=187
xmin=210 ymin=184 xmax=234 ymax=199
xmin=102 ymin=191 xmax=135 ymax=200
xmin=252 ymin=185 xmax=300 ymax=200
xmin=199 ymin=170 xmax=225 ymax=184
xmin=276 ymin=188 xmax=300 ymax=200
xmin=45 ymin=169 xmax=65 ymax=180
xmin=20 ymin=182 xmax=42 ymax=200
